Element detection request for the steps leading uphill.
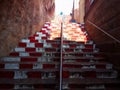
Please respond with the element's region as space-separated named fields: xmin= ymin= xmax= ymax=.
xmin=0 ymin=22 xmax=120 ymax=90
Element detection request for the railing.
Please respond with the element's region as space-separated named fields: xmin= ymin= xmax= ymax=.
xmin=60 ymin=22 xmax=63 ymax=90
xmin=87 ymin=20 xmax=120 ymax=43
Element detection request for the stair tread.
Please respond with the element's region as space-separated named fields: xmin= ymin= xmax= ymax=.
xmin=63 ymin=68 xmax=114 ymax=72
xmin=9 ymin=51 xmax=102 ymax=54
xmin=1 ymin=56 xmax=104 ymax=61
xmin=0 ymin=68 xmax=58 ymax=71
xmin=0 ymin=78 xmax=119 ymax=84
xmin=0 ymin=61 xmax=59 ymax=64
xmin=0 ymin=78 xmax=57 ymax=84
xmin=63 ymin=78 xmax=120 ymax=84
xmin=0 ymin=68 xmax=114 ymax=72
xmin=63 ymin=56 xmax=104 ymax=59
xmin=0 ymin=61 xmax=109 ymax=65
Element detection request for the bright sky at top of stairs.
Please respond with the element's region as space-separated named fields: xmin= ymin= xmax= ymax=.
xmin=55 ymin=0 xmax=79 ymax=15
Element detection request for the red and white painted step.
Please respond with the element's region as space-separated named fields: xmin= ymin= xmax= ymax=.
xmin=0 ymin=22 xmax=120 ymax=90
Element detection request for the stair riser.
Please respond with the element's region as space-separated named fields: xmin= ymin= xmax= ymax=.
xmin=0 ymin=63 xmax=58 ymax=69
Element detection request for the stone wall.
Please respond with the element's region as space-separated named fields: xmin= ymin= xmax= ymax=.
xmin=0 ymin=0 xmax=55 ymax=57
xmin=79 ymin=0 xmax=85 ymax=23
xmin=85 ymin=0 xmax=120 ymax=72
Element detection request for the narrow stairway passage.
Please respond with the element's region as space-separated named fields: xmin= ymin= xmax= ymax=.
xmin=0 ymin=22 xmax=120 ymax=90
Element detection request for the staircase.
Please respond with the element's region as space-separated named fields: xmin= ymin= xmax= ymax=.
xmin=0 ymin=22 xmax=120 ymax=90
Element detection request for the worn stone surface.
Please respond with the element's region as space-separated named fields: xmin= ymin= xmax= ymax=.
xmin=0 ymin=0 xmax=55 ymax=57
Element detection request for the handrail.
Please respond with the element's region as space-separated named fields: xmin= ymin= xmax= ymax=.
xmin=87 ymin=20 xmax=120 ymax=43
xmin=59 ymin=22 xmax=63 ymax=90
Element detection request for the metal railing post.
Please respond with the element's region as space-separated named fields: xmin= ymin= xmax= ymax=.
xmin=60 ymin=22 xmax=63 ymax=90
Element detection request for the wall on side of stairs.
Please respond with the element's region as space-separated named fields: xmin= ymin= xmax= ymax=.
xmin=85 ymin=0 xmax=120 ymax=72
xmin=0 ymin=0 xmax=55 ymax=57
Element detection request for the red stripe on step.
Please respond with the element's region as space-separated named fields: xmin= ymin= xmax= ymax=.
xmin=85 ymin=45 xmax=93 ymax=49
xmin=94 ymin=53 xmax=103 ymax=57
xmin=86 ymin=36 xmax=90 ymax=40
xmin=43 ymin=26 xmax=48 ymax=28
xmin=63 ymin=64 xmax=82 ymax=68
xmin=43 ymin=64 xmax=55 ymax=69
xmin=41 ymin=37 xmax=47 ymax=40
xmin=69 ymin=44 xmax=76 ymax=48
xmin=40 ymin=30 xmax=46 ymax=33
xmin=64 ymin=49 xmax=73 ymax=52
xmin=69 ymin=84 xmax=82 ymax=88
xmin=29 ymin=52 xmax=42 ymax=56
xmin=26 ymin=48 xmax=36 ymax=52
xmin=18 ymin=43 xmax=26 ymax=47
xmin=30 ymin=39 xmax=38 ymax=43
xmin=53 ymin=58 xmax=60 ymax=62
xmin=54 ymin=53 xmax=60 ymax=57
xmin=0 ymin=84 xmax=14 ymax=89
xmin=46 ymin=33 xmax=50 ymax=37
xmin=82 ymin=49 xmax=93 ymax=52
xmin=35 ymin=43 xmax=43 ymax=47
xmin=21 ymin=57 xmax=37 ymax=62
xmin=76 ymin=59 xmax=89 ymax=62
xmin=27 ymin=72 xmax=41 ymax=78
xmin=20 ymin=64 xmax=33 ymax=69
xmin=63 ymin=71 xmax=69 ymax=78
xmin=96 ymin=65 xmax=106 ymax=69
xmin=0 ymin=64 xmax=4 ymax=68
xmin=34 ymin=84 xmax=56 ymax=89
xmin=81 ymin=28 xmax=85 ymax=32
xmin=45 ymin=48 xmax=56 ymax=52
xmin=0 ymin=71 xmax=14 ymax=78
xmin=46 ymin=40 xmax=56 ymax=43
xmin=83 ymin=71 xmax=96 ymax=78
xmin=28 ymin=36 xmax=35 ymax=40
xmin=9 ymin=52 xmax=19 ymax=56
xmin=33 ymin=84 xmax=44 ymax=89
xmin=52 ymin=44 xmax=59 ymax=48
xmin=55 ymin=71 xmax=59 ymax=79
xmin=34 ymin=34 xmax=39 ymax=37
xmin=75 ymin=53 xmax=83 ymax=56
xmin=77 ymin=42 xmax=84 ymax=44
xmin=63 ymin=41 xmax=70 ymax=44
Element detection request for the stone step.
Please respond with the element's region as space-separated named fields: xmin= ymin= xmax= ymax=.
xmin=0 ymin=78 xmax=119 ymax=85
xmin=9 ymin=51 xmax=101 ymax=56
xmin=62 ymin=83 xmax=120 ymax=90
xmin=30 ymin=51 xmax=101 ymax=54
xmin=0 ymin=69 xmax=116 ymax=78
xmin=63 ymin=63 xmax=112 ymax=69
xmin=0 ymin=62 xmax=112 ymax=70
xmin=0 ymin=84 xmax=57 ymax=90
xmin=18 ymin=42 xmax=43 ymax=48
xmin=62 ymin=70 xmax=117 ymax=79
xmin=1 ymin=56 xmax=104 ymax=63
xmin=0 ymin=78 xmax=57 ymax=84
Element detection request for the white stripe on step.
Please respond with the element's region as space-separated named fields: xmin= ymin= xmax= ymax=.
xmin=33 ymin=63 xmax=43 ymax=69
xmin=21 ymin=39 xmax=30 ymax=43
xmin=5 ymin=63 xmax=19 ymax=69
xmin=19 ymin=52 xmax=29 ymax=56
xmin=2 ymin=57 xmax=20 ymax=62
xmin=27 ymin=43 xmax=35 ymax=47
xmin=15 ymin=48 xmax=25 ymax=52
